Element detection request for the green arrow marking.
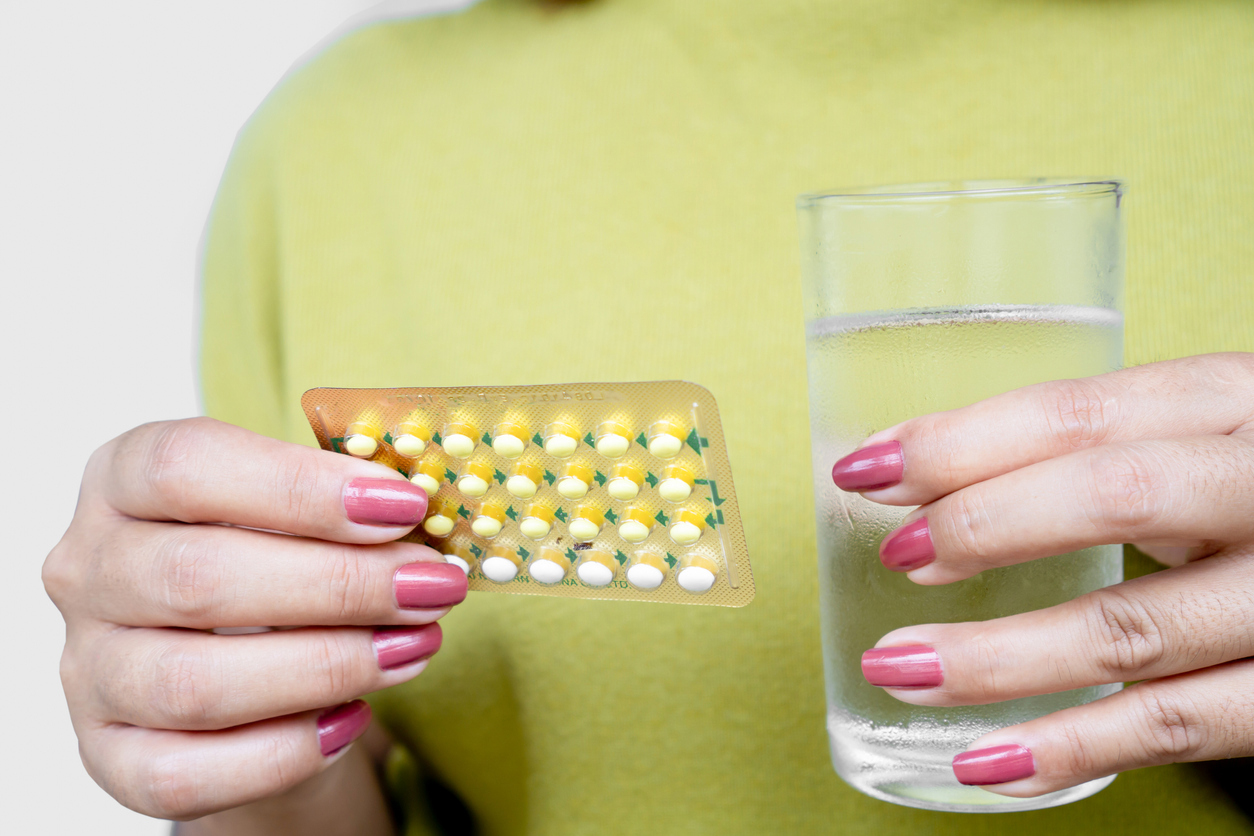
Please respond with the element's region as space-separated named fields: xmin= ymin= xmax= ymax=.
xmin=444 ymin=468 xmax=458 ymax=483
xmin=330 ymin=437 xmax=344 ymax=453
xmin=469 ymin=543 xmax=483 ymax=557
xmin=505 ymin=506 xmax=519 ymax=521
xmin=565 ymin=548 xmax=578 ymax=562
xmin=517 ymin=546 xmax=530 ymax=560
xmin=604 ymin=508 xmax=618 ymax=524
xmin=432 ymin=431 xmax=443 ymax=445
xmin=396 ymin=467 xmax=408 ymax=477
xmin=645 ymin=472 xmax=659 ymax=488
xmin=383 ymin=432 xmax=394 ymax=445
xmin=494 ymin=469 xmax=508 ymax=484
xmin=636 ymin=432 xmax=648 ymax=448
xmin=686 ymin=429 xmax=702 ymax=456
xmin=705 ymin=512 xmax=719 ymax=529
xmin=664 ymin=552 xmax=678 ymax=568
xmin=708 ymin=480 xmax=725 ymax=506
xmin=482 ymin=432 xmax=493 ymax=445
xmin=532 ymin=432 xmax=544 ymax=446
xmin=702 ymin=437 xmax=709 ymax=448
xmin=717 ymin=509 xmax=724 ymax=524
xmin=694 ymin=478 xmax=708 ymax=485
xmin=593 ymin=470 xmax=607 ymax=486
xmin=554 ymin=507 xmax=569 ymax=522
xmin=654 ymin=510 xmax=670 ymax=526
xmin=543 ymin=469 xmax=557 ymax=485
xmin=584 ymin=432 xmax=596 ymax=447
xmin=457 ymin=505 xmax=470 ymax=519
xmin=614 ymin=550 xmax=628 ymax=565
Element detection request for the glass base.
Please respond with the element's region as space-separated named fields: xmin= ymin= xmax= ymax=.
xmin=829 ymin=713 xmax=1116 ymax=813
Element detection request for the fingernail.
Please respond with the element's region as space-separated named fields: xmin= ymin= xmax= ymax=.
xmin=831 ymin=441 xmax=904 ymax=491
xmin=374 ymin=624 xmax=443 ymax=670
xmin=880 ymin=517 xmax=935 ymax=571
xmin=317 ymin=700 xmax=371 ymax=757
xmin=861 ymin=645 xmax=943 ymax=687
xmin=953 ymin=744 xmax=1036 ymax=785
xmin=343 ymin=478 xmax=428 ymax=526
xmin=395 ymin=562 xmax=468 ymax=609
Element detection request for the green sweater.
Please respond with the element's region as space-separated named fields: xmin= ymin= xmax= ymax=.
xmin=200 ymin=1 xmax=1254 ymax=832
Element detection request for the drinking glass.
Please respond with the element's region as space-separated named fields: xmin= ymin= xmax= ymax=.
xmin=800 ymin=179 xmax=1125 ymax=812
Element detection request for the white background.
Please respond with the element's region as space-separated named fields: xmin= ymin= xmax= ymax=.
xmin=0 ymin=2 xmax=455 ymax=831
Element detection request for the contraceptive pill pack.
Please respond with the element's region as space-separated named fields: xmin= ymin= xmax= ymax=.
xmin=302 ymin=382 xmax=754 ymax=607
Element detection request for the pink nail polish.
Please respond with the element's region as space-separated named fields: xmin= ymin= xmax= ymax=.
xmin=343 ymin=478 xmax=428 ymax=526
xmin=317 ymin=700 xmax=371 ymax=757
xmin=880 ymin=517 xmax=935 ymax=571
xmin=395 ymin=562 xmax=468 ymax=609
xmin=374 ymin=624 xmax=443 ymax=670
xmin=861 ymin=645 xmax=943 ymax=687
xmin=831 ymin=441 xmax=904 ymax=492
xmin=953 ymin=744 xmax=1036 ymax=785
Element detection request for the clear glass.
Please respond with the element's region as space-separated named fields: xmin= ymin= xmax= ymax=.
xmin=799 ymin=180 xmax=1126 ymax=812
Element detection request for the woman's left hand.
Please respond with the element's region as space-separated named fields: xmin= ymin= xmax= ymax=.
xmin=833 ymin=352 xmax=1254 ymax=795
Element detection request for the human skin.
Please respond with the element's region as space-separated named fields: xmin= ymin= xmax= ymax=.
xmin=835 ymin=353 xmax=1254 ymax=795
xmin=42 ymin=418 xmax=466 ymax=831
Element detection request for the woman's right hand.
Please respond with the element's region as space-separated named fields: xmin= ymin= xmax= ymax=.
xmin=42 ymin=418 xmax=467 ymax=822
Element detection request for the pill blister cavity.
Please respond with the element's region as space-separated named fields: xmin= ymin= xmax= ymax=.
xmin=344 ymin=421 xmax=381 ymax=458
xmin=519 ymin=503 xmax=555 ymax=540
xmin=409 ymin=459 xmax=445 ymax=497
xmin=481 ymin=545 xmax=523 ymax=584
xmin=658 ymin=463 xmax=695 ymax=503
xmin=626 ymin=552 xmax=668 ymax=590
xmin=576 ymin=551 xmax=617 ymax=587
xmin=606 ymin=463 xmax=644 ymax=501
xmin=441 ymin=545 xmax=474 ymax=575
xmin=422 ymin=502 xmax=457 ymax=537
xmin=442 ymin=422 xmax=478 ymax=459
xmin=505 ymin=462 xmax=543 ymax=499
xmin=543 ymin=422 xmax=579 ymax=458
xmin=617 ymin=506 xmax=655 ymax=544
xmin=527 ymin=547 xmax=571 ymax=585
xmin=669 ymin=509 xmax=706 ymax=546
xmin=556 ymin=463 xmax=593 ymax=500
xmin=471 ymin=502 xmax=507 ymax=539
xmin=594 ymin=421 xmax=631 ymax=459
xmin=568 ymin=505 xmax=604 ymax=543
xmin=491 ymin=421 xmax=528 ymax=459
xmin=457 ymin=461 xmax=493 ymax=498
xmin=391 ymin=421 xmax=430 ymax=457
xmin=677 ymin=554 xmax=718 ymax=594
xmin=647 ymin=420 xmax=684 ymax=459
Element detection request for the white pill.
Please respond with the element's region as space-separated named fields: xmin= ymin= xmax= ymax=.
xmin=458 ymin=475 xmax=489 ymax=498
xmin=443 ymin=433 xmax=475 ymax=458
xmin=577 ymin=561 xmax=614 ymax=587
xmin=568 ymin=518 xmax=600 ymax=542
xmin=505 ymin=474 xmax=538 ymax=498
xmin=519 ymin=517 xmax=552 ymax=539
xmin=492 ymin=434 xmax=525 ymax=459
xmin=544 ymin=434 xmax=578 ymax=457
xmin=648 ymin=434 xmax=683 ymax=459
xmin=529 ymin=559 xmax=566 ymax=585
xmin=443 ymin=554 xmax=471 ymax=575
xmin=627 ymin=563 xmax=665 ymax=590
xmin=471 ymin=516 xmax=503 ymax=538
xmin=658 ymin=478 xmax=693 ymax=502
xmin=670 ymin=521 xmax=703 ymax=546
xmin=481 ymin=556 xmax=519 ymax=583
xmin=618 ymin=520 xmax=651 ymax=544
xmin=410 ymin=473 xmax=440 ymax=496
xmin=392 ymin=434 xmax=426 ymax=457
xmin=606 ymin=477 xmax=640 ymax=501
xmin=345 ymin=435 xmax=378 ymax=458
xmin=556 ymin=477 xmax=589 ymax=500
xmin=423 ymin=515 xmax=455 ymax=537
xmin=595 ymin=434 xmax=630 ymax=458
xmin=677 ymin=565 xmax=716 ymax=594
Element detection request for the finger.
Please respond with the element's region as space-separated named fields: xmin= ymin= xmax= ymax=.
xmin=862 ymin=549 xmax=1254 ymax=704
xmin=946 ymin=659 xmax=1254 ymax=797
xmin=830 ymin=353 xmax=1254 ymax=506
xmin=77 ymin=519 xmax=465 ymax=627
xmin=878 ymin=436 xmax=1254 ymax=584
xmin=80 ymin=701 xmax=373 ymax=820
xmin=85 ymin=418 xmax=427 ymax=543
xmin=87 ymin=624 xmax=442 ymax=730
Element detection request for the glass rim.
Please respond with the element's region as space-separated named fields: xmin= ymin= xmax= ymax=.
xmin=797 ymin=178 xmax=1123 ymax=206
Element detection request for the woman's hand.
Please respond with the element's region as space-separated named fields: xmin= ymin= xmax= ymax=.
xmin=42 ymin=418 xmax=466 ymax=823
xmin=833 ymin=352 xmax=1254 ymax=795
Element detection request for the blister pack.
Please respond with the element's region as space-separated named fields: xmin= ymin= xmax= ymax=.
xmin=302 ymin=382 xmax=754 ymax=607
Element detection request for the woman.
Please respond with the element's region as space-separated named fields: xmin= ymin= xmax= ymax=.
xmin=44 ymin=0 xmax=1254 ymax=833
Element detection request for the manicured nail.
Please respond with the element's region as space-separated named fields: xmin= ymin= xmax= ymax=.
xmin=880 ymin=517 xmax=935 ymax=571
xmin=374 ymin=624 xmax=443 ymax=670
xmin=317 ymin=700 xmax=371 ymax=757
xmin=395 ymin=562 xmax=468 ymax=609
xmin=953 ymin=744 xmax=1036 ymax=785
xmin=861 ymin=645 xmax=943 ymax=687
xmin=831 ymin=441 xmax=904 ymax=491
xmin=343 ymin=478 xmax=428 ymax=526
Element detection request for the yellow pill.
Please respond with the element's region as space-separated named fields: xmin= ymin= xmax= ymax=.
xmin=647 ymin=420 xmax=684 ymax=459
xmin=422 ymin=502 xmax=457 ymax=538
xmin=527 ymin=546 xmax=571 ymax=585
xmin=575 ymin=550 xmax=617 ymax=588
xmin=344 ymin=421 xmax=382 ymax=458
xmin=594 ymin=421 xmax=631 ymax=459
xmin=658 ymin=463 xmax=695 ymax=503
xmin=505 ymin=461 xmax=543 ymax=499
xmin=617 ymin=506 xmax=655 ymax=544
xmin=556 ymin=463 xmax=593 ymax=500
xmin=669 ymin=508 xmax=706 ymax=546
xmin=677 ymin=554 xmax=718 ymax=594
xmin=519 ymin=504 xmax=555 ymax=540
xmin=626 ymin=552 xmax=668 ymax=590
xmin=568 ymin=505 xmax=605 ymax=543
xmin=409 ymin=459 xmax=445 ymax=497
xmin=606 ymin=463 xmax=644 ymax=501
xmin=391 ymin=422 xmax=430 ymax=458
xmin=543 ymin=422 xmax=579 ymax=458
xmin=481 ymin=545 xmax=523 ymax=584
xmin=442 ymin=422 xmax=478 ymax=459
xmin=471 ymin=502 xmax=507 ymax=539
xmin=491 ymin=421 xmax=528 ymax=459
xmin=456 ymin=461 xmax=493 ymax=498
